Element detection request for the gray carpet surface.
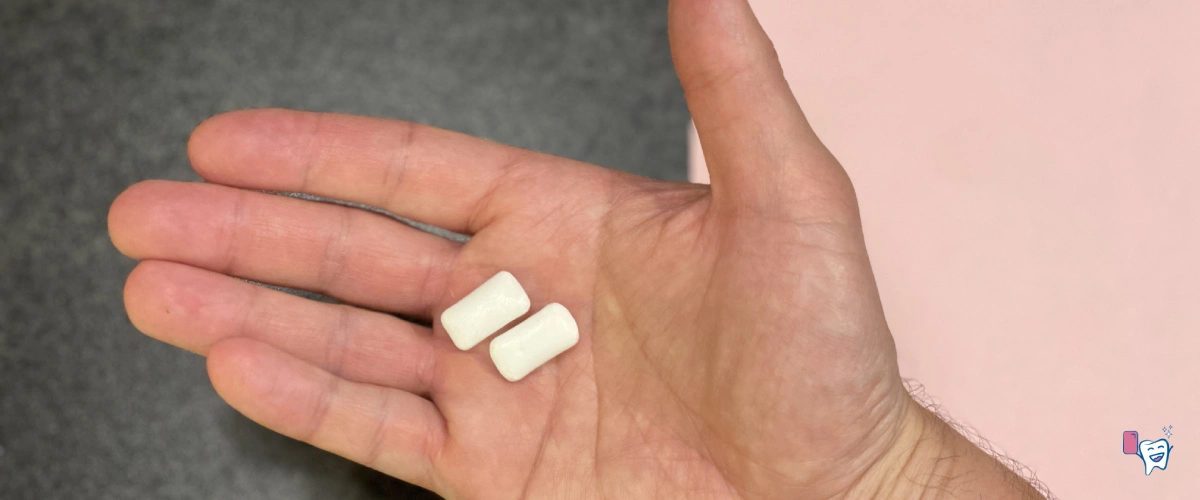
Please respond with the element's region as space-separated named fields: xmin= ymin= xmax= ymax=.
xmin=0 ymin=0 xmax=687 ymax=498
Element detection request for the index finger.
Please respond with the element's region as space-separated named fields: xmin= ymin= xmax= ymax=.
xmin=188 ymin=108 xmax=532 ymax=233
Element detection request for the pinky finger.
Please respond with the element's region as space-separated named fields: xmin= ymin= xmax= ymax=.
xmin=207 ymin=338 xmax=446 ymax=492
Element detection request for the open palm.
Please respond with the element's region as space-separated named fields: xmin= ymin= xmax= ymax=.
xmin=108 ymin=2 xmax=1023 ymax=499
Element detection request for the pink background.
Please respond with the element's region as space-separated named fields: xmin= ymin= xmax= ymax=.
xmin=689 ymin=2 xmax=1198 ymax=497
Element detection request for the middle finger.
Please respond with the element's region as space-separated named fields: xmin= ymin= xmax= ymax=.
xmin=109 ymin=180 xmax=458 ymax=317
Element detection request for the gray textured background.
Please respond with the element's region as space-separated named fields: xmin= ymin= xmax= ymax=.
xmin=0 ymin=0 xmax=687 ymax=498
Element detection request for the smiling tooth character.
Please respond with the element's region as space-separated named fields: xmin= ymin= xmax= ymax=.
xmin=1137 ymin=439 xmax=1172 ymax=475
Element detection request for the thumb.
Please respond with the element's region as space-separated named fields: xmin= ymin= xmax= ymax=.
xmin=670 ymin=0 xmax=854 ymax=218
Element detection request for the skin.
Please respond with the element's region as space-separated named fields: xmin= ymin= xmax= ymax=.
xmin=109 ymin=1 xmax=1047 ymax=498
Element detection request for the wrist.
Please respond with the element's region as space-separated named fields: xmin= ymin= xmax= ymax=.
xmin=845 ymin=395 xmax=1047 ymax=500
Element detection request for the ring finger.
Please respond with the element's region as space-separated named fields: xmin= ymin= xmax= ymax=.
xmin=124 ymin=259 xmax=449 ymax=395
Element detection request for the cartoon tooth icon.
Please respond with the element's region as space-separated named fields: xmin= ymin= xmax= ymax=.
xmin=1137 ymin=439 xmax=1173 ymax=475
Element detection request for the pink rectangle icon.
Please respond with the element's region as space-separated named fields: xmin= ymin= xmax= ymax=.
xmin=1123 ymin=431 xmax=1139 ymax=454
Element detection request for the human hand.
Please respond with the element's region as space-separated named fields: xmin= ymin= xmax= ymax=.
xmin=109 ymin=1 xmax=1045 ymax=498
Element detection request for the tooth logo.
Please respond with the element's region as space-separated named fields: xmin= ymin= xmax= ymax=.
xmin=1123 ymin=429 xmax=1175 ymax=476
xmin=1137 ymin=438 xmax=1173 ymax=476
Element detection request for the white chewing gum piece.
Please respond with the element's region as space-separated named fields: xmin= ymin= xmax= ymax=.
xmin=440 ymin=271 xmax=531 ymax=351
xmin=489 ymin=303 xmax=579 ymax=382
